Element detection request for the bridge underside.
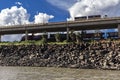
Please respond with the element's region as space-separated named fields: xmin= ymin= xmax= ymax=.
xmin=0 ymin=24 xmax=119 ymax=42
xmin=0 ymin=23 xmax=118 ymax=35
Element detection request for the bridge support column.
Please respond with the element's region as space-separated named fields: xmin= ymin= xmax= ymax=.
xmin=66 ymin=27 xmax=69 ymax=42
xmin=118 ymin=24 xmax=120 ymax=38
xmin=0 ymin=35 xmax=1 ymax=42
xmin=25 ymin=30 xmax=28 ymax=41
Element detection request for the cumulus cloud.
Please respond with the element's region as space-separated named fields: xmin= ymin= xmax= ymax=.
xmin=34 ymin=13 xmax=54 ymax=23
xmin=68 ymin=0 xmax=120 ymax=20
xmin=0 ymin=6 xmax=30 ymax=26
xmin=47 ymin=0 xmax=120 ymax=20
xmin=0 ymin=6 xmax=54 ymax=41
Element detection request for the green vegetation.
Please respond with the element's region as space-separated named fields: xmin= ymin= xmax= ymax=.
xmin=0 ymin=38 xmax=119 ymax=46
xmin=0 ymin=40 xmax=70 ymax=45
xmin=41 ymin=32 xmax=47 ymax=44
xmin=55 ymin=33 xmax=61 ymax=42
xmin=0 ymin=31 xmax=119 ymax=45
xmin=75 ymin=32 xmax=81 ymax=43
xmin=69 ymin=30 xmax=76 ymax=42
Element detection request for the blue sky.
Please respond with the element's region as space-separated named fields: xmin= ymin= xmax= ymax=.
xmin=0 ymin=0 xmax=69 ymax=22
xmin=1 ymin=0 xmax=120 ymax=24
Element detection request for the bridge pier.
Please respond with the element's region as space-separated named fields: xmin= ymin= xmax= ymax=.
xmin=66 ymin=27 xmax=69 ymax=42
xmin=118 ymin=24 xmax=120 ymax=38
xmin=0 ymin=35 xmax=1 ymax=42
xmin=25 ymin=30 xmax=28 ymax=41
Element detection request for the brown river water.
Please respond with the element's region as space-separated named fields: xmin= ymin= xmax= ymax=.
xmin=0 ymin=67 xmax=119 ymax=80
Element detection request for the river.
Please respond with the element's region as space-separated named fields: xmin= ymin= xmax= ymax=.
xmin=0 ymin=67 xmax=119 ymax=80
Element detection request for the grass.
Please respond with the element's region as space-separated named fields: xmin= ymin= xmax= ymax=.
xmin=0 ymin=38 xmax=120 ymax=46
xmin=0 ymin=40 xmax=70 ymax=45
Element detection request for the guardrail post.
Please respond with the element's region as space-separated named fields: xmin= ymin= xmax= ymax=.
xmin=118 ymin=24 xmax=120 ymax=38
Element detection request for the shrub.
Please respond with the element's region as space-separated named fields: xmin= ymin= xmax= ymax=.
xmin=55 ymin=33 xmax=61 ymax=42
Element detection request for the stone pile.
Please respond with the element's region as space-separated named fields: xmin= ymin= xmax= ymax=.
xmin=0 ymin=41 xmax=120 ymax=70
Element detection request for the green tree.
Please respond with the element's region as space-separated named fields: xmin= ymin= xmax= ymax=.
xmin=41 ymin=32 xmax=47 ymax=44
xmin=75 ymin=32 xmax=81 ymax=43
xmin=55 ymin=33 xmax=61 ymax=42
xmin=69 ymin=30 xmax=76 ymax=42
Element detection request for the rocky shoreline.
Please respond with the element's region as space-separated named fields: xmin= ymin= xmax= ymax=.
xmin=0 ymin=41 xmax=120 ymax=70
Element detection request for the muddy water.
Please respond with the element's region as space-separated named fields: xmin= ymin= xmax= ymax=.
xmin=0 ymin=67 xmax=119 ymax=80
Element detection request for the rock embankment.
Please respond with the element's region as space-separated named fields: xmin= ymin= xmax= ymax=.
xmin=0 ymin=42 xmax=120 ymax=70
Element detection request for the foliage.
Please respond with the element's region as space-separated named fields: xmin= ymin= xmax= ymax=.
xmin=41 ymin=35 xmax=47 ymax=44
xmin=75 ymin=32 xmax=81 ymax=43
xmin=69 ymin=30 xmax=76 ymax=42
xmin=40 ymin=32 xmax=47 ymax=44
xmin=55 ymin=33 xmax=61 ymax=42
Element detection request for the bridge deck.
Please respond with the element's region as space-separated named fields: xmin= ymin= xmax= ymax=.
xmin=0 ymin=17 xmax=120 ymax=35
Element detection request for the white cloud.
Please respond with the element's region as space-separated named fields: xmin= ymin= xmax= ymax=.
xmin=0 ymin=6 xmax=30 ymax=26
xmin=46 ymin=0 xmax=76 ymax=10
xmin=47 ymin=0 xmax=120 ymax=20
xmin=68 ymin=0 xmax=120 ymax=20
xmin=0 ymin=6 xmax=54 ymax=41
xmin=15 ymin=2 xmax=22 ymax=5
xmin=34 ymin=13 xmax=54 ymax=23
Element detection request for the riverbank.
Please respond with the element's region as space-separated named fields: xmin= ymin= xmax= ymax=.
xmin=0 ymin=67 xmax=120 ymax=80
xmin=0 ymin=41 xmax=120 ymax=70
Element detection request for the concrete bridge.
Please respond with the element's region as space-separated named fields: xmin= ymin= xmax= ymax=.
xmin=0 ymin=17 xmax=120 ymax=41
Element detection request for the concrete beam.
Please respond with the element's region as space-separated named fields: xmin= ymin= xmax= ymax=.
xmin=118 ymin=24 xmax=120 ymax=38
